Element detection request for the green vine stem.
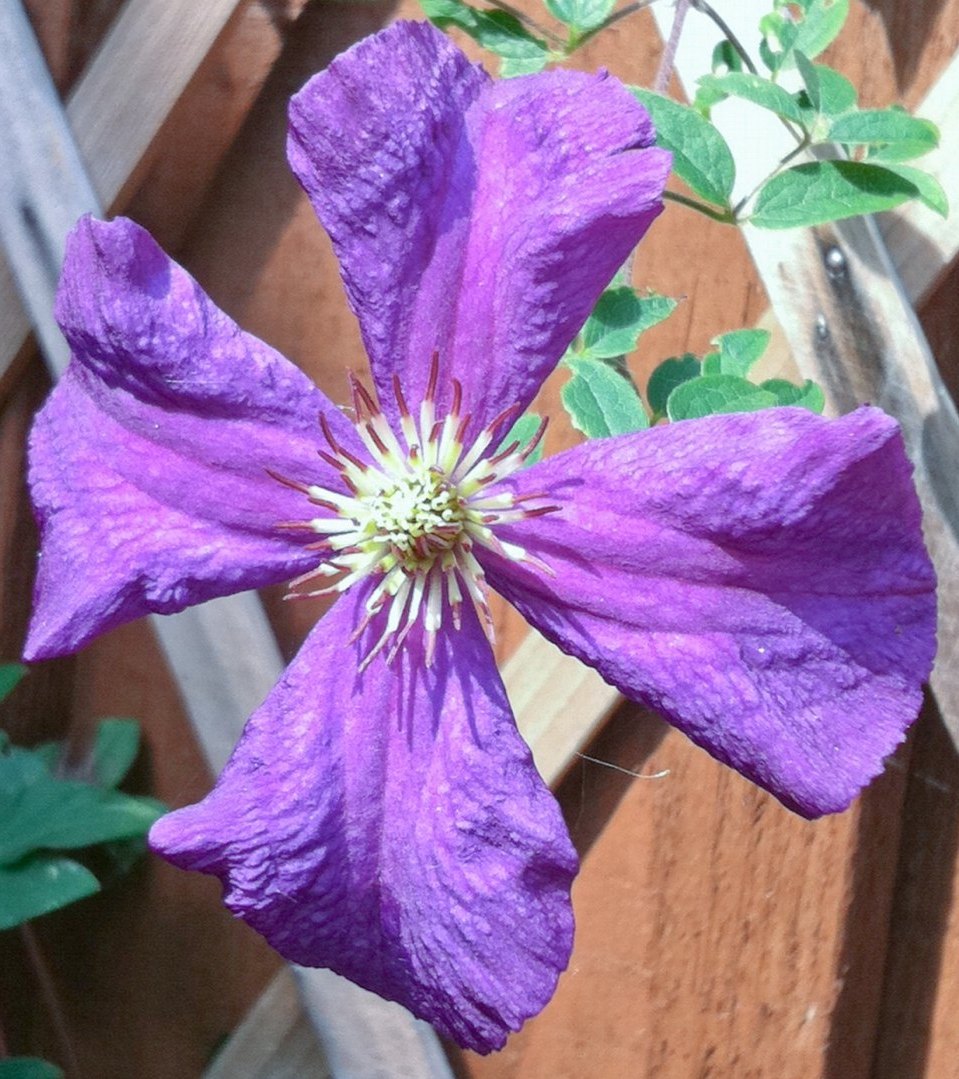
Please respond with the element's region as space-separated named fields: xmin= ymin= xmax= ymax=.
xmin=21 ymin=923 xmax=82 ymax=1079
xmin=663 ymin=190 xmax=737 ymax=223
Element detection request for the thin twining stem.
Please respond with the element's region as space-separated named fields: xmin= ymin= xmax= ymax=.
xmin=21 ymin=923 xmax=83 ymax=1079
xmin=483 ymin=0 xmax=567 ymax=48
xmin=690 ymin=0 xmax=758 ymax=74
xmin=576 ymin=0 xmax=658 ymax=47
xmin=664 ymin=190 xmax=736 ymax=223
xmin=733 ymin=137 xmax=809 ymax=217
xmin=653 ymin=0 xmax=692 ymax=92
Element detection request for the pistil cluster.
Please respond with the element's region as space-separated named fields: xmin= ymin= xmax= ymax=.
xmin=271 ymin=358 xmax=555 ymax=668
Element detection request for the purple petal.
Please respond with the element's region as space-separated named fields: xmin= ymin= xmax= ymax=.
xmin=288 ymin=21 xmax=670 ymax=435
xmin=149 ymin=583 xmax=577 ymax=1052
xmin=25 ymin=216 xmax=360 ymax=660
xmin=482 ymin=407 xmax=936 ymax=818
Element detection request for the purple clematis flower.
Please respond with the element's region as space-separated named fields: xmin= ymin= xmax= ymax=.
xmin=24 ymin=20 xmax=935 ymax=1054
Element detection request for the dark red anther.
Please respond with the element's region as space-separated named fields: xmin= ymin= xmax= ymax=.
xmin=393 ymin=373 xmax=411 ymax=418
xmin=264 ymin=468 xmax=311 ymax=495
xmin=425 ymin=350 xmax=440 ymax=403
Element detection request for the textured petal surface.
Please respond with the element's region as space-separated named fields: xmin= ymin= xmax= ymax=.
xmin=26 ymin=216 xmax=360 ymax=659
xmin=149 ymin=584 xmax=577 ymax=1052
xmin=483 ymin=407 xmax=936 ymax=817
xmin=289 ymin=21 xmax=670 ymax=434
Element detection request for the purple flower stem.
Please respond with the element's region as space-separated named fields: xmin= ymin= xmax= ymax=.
xmin=654 ymin=0 xmax=692 ymax=92
xmin=20 ymin=923 xmax=83 ymax=1079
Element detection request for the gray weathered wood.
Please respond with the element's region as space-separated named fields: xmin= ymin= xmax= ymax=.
xmin=0 ymin=0 xmax=246 ymax=385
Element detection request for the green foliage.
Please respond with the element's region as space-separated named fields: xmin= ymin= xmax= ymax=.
xmin=750 ymin=160 xmax=934 ymax=228
xmin=646 ymin=354 xmax=700 ymax=419
xmin=498 ymin=413 xmax=545 ymax=466
xmin=0 ymin=856 xmax=100 ymax=932
xmin=697 ymin=72 xmax=805 ymax=124
xmin=873 ymin=163 xmax=948 ymax=217
xmin=702 ymin=329 xmax=771 ymax=378
xmin=0 ymin=663 xmax=26 ymax=702
xmin=545 ymin=0 xmax=615 ymax=34
xmin=830 ymin=109 xmax=939 ymax=161
xmin=0 ymin=1060 xmax=65 ymax=1079
xmin=0 ymin=717 xmax=163 ymax=931
xmin=580 ymin=287 xmax=677 ymax=359
xmin=761 ymin=0 xmax=849 ymax=72
xmin=667 ymin=375 xmax=778 ymax=421
xmin=419 ymin=0 xmax=550 ymax=75
xmin=562 ymin=357 xmax=649 ymax=438
xmin=631 ymin=89 xmax=735 ymax=207
xmin=647 ymin=331 xmax=826 ymax=423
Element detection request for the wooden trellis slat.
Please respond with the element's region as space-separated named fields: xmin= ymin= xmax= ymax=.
xmin=0 ymin=0 xmax=246 ymax=390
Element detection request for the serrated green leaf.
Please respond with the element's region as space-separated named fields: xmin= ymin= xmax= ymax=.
xmin=497 ymin=413 xmax=545 ymax=466
xmin=667 ymin=375 xmax=779 ymax=421
xmin=794 ymin=50 xmax=821 ymax=112
xmin=790 ymin=0 xmax=849 ymax=61
xmin=871 ymin=163 xmax=948 ymax=217
xmin=581 ymin=288 xmax=676 ymax=358
xmin=545 ymin=0 xmax=615 ymax=32
xmin=0 ymin=855 xmax=100 ymax=930
xmin=630 ymin=89 xmax=735 ymax=206
xmin=698 ymin=72 xmax=805 ymax=124
xmin=0 ymin=778 xmax=164 ymax=865
xmin=750 ymin=160 xmax=920 ymax=228
xmin=759 ymin=378 xmax=826 ymax=412
xmin=562 ymin=359 xmax=649 ymax=438
xmin=419 ymin=0 xmax=550 ymax=67
xmin=830 ymin=109 xmax=938 ymax=160
xmin=90 ymin=719 xmax=141 ymax=789
xmin=646 ymin=354 xmax=700 ymax=417
xmin=712 ymin=329 xmax=771 ymax=377
xmin=0 ymin=663 xmax=26 ymax=703
xmin=0 ymin=1060 xmax=65 ymax=1079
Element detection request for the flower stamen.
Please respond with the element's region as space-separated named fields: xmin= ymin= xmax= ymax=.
xmin=271 ymin=369 xmax=556 ymax=666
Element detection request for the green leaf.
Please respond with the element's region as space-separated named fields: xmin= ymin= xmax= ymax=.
xmin=667 ymin=375 xmax=779 ymax=421
xmin=497 ymin=413 xmax=545 ymax=466
xmin=712 ymin=329 xmax=771 ymax=377
xmin=646 ymin=354 xmax=700 ymax=417
xmin=0 ymin=1060 xmax=64 ymax=1079
xmin=581 ymin=288 xmax=676 ymax=358
xmin=545 ymin=0 xmax=615 ymax=32
xmin=0 ymin=663 xmax=26 ymax=703
xmin=90 ymin=719 xmax=141 ymax=789
xmin=701 ymin=351 xmax=722 ymax=375
xmin=711 ymin=40 xmax=744 ymax=75
xmin=631 ymin=89 xmax=735 ymax=206
xmin=0 ymin=854 xmax=100 ymax=930
xmin=809 ymin=64 xmax=857 ymax=117
xmin=697 ymin=72 xmax=805 ymax=124
xmin=419 ymin=0 xmax=550 ymax=70
xmin=872 ymin=163 xmax=948 ymax=217
xmin=0 ymin=778 xmax=164 ymax=865
xmin=790 ymin=0 xmax=850 ymax=61
xmin=830 ymin=109 xmax=939 ymax=160
xmin=760 ymin=378 xmax=826 ymax=412
xmin=794 ymin=50 xmax=821 ymax=112
xmin=499 ymin=53 xmax=550 ymax=76
xmin=750 ymin=160 xmax=920 ymax=228
xmin=562 ymin=358 xmax=649 ymax=438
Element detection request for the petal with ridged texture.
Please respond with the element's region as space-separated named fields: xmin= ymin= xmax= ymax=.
xmin=25 ymin=215 xmax=360 ymax=660
xmin=149 ymin=584 xmax=577 ymax=1052
xmin=482 ymin=407 xmax=936 ymax=817
xmin=288 ymin=21 xmax=670 ymax=434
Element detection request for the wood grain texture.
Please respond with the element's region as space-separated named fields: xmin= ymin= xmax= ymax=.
xmin=4 ymin=1 xmax=959 ymax=1077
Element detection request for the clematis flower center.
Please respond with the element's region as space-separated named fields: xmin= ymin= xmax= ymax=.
xmin=271 ymin=357 xmax=555 ymax=668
